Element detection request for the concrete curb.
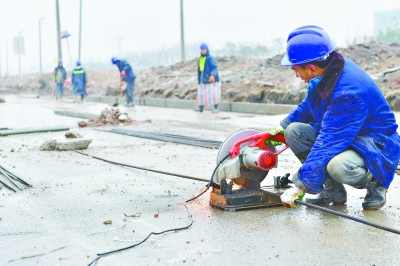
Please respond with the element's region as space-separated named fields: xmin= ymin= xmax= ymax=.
xmin=85 ymin=96 xmax=296 ymax=115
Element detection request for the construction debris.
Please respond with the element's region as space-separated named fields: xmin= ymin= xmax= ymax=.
xmin=78 ymin=108 xmax=139 ymax=127
xmin=65 ymin=131 xmax=83 ymax=138
xmin=103 ymin=220 xmax=112 ymax=225
xmin=40 ymin=140 xmax=57 ymax=151
xmin=55 ymin=139 xmax=93 ymax=151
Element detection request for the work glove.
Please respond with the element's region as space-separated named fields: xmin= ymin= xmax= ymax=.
xmin=280 ymin=187 xmax=305 ymax=208
xmin=121 ymin=70 xmax=126 ymax=78
xmin=119 ymin=81 xmax=124 ymax=87
xmin=265 ymin=139 xmax=282 ymax=146
xmin=269 ymin=126 xmax=284 ymax=136
xmin=209 ymin=75 xmax=215 ymax=83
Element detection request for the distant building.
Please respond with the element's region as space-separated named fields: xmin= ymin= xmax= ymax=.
xmin=374 ymin=9 xmax=400 ymax=36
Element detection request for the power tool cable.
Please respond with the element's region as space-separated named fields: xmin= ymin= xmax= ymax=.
xmin=83 ymin=152 xmax=228 ymax=266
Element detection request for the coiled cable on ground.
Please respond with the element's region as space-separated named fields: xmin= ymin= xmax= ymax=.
xmin=83 ymin=152 xmax=229 ymax=266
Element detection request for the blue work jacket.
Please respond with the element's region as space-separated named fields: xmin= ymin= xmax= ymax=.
xmin=118 ymin=60 xmax=136 ymax=82
xmin=54 ymin=66 xmax=67 ymax=84
xmin=72 ymin=67 xmax=87 ymax=95
xmin=197 ymin=51 xmax=220 ymax=84
xmin=283 ymin=59 xmax=400 ymax=194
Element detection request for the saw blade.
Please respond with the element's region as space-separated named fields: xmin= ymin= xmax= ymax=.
xmin=216 ymin=128 xmax=276 ymax=182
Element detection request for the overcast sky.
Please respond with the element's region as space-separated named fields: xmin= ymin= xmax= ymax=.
xmin=1 ymin=0 xmax=400 ymax=75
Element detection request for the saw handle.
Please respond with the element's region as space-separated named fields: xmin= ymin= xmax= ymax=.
xmin=229 ymin=132 xmax=287 ymax=159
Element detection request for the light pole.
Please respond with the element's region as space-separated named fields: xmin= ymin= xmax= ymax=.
xmin=79 ymin=0 xmax=82 ymax=60
xmin=55 ymin=0 xmax=62 ymax=60
xmin=18 ymin=31 xmax=23 ymax=82
xmin=39 ymin=17 xmax=45 ymax=73
xmin=5 ymin=40 xmax=9 ymax=77
xmin=0 ymin=44 xmax=2 ymax=78
xmin=180 ymin=0 xmax=185 ymax=62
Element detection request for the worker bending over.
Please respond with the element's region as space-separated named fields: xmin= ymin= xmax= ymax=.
xmin=111 ymin=57 xmax=136 ymax=107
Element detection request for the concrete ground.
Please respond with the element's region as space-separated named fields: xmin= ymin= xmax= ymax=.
xmin=1 ymin=94 xmax=400 ymax=266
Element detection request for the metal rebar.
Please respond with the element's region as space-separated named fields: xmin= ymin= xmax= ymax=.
xmin=0 ymin=168 xmax=22 ymax=190
xmin=0 ymin=165 xmax=32 ymax=187
xmin=265 ymin=191 xmax=400 ymax=235
xmin=0 ymin=178 xmax=16 ymax=192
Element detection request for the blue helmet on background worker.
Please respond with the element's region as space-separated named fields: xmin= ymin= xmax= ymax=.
xmin=200 ymin=43 xmax=208 ymax=50
xmin=281 ymin=25 xmax=335 ymax=66
xmin=58 ymin=59 xmax=63 ymax=64
xmin=76 ymin=60 xmax=81 ymax=66
xmin=111 ymin=57 xmax=120 ymax=64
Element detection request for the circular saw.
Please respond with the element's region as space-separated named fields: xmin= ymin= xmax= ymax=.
xmin=210 ymin=128 xmax=290 ymax=211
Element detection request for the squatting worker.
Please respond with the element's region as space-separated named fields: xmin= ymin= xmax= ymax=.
xmin=272 ymin=25 xmax=400 ymax=210
xmin=196 ymin=43 xmax=221 ymax=113
xmin=111 ymin=57 xmax=136 ymax=107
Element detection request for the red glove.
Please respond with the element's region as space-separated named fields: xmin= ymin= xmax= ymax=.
xmin=121 ymin=70 xmax=126 ymax=77
xmin=119 ymin=81 xmax=124 ymax=87
xmin=209 ymin=75 xmax=215 ymax=83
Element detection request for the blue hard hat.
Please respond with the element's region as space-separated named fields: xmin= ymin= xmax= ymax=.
xmin=281 ymin=25 xmax=335 ymax=66
xmin=200 ymin=43 xmax=208 ymax=50
xmin=58 ymin=59 xmax=63 ymax=64
xmin=76 ymin=60 xmax=81 ymax=66
xmin=111 ymin=57 xmax=119 ymax=64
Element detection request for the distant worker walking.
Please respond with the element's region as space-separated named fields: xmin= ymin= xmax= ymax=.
xmin=54 ymin=59 xmax=67 ymax=100
xmin=72 ymin=60 xmax=88 ymax=103
xmin=111 ymin=57 xmax=136 ymax=107
xmin=196 ymin=43 xmax=221 ymax=113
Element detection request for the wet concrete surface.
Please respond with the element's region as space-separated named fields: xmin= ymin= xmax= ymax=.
xmin=1 ymin=95 xmax=400 ymax=265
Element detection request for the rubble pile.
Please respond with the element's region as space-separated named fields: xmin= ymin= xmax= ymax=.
xmin=2 ymin=41 xmax=400 ymax=106
xmin=77 ymin=108 xmax=137 ymax=127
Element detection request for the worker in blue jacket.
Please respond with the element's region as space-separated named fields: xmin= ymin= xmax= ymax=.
xmin=71 ymin=60 xmax=87 ymax=103
xmin=273 ymin=25 xmax=400 ymax=210
xmin=111 ymin=57 xmax=136 ymax=107
xmin=53 ymin=59 xmax=67 ymax=100
xmin=196 ymin=43 xmax=221 ymax=113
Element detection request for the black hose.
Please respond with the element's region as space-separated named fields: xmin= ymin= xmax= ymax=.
xmin=87 ymin=204 xmax=193 ymax=266
xmin=83 ymin=152 xmax=229 ymax=266
xmin=75 ymin=151 xmax=209 ymax=183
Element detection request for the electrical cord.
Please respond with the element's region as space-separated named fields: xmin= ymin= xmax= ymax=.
xmin=85 ymin=153 xmax=230 ymax=266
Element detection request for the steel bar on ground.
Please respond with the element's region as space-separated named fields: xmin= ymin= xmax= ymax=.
xmin=0 ymin=165 xmax=32 ymax=187
xmin=97 ymin=128 xmax=222 ymax=149
xmin=0 ymin=126 xmax=70 ymax=136
xmin=264 ymin=190 xmax=400 ymax=235
xmin=0 ymin=178 xmax=16 ymax=192
xmin=0 ymin=168 xmax=21 ymax=190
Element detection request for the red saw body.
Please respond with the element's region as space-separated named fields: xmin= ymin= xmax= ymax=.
xmin=210 ymin=129 xmax=290 ymax=211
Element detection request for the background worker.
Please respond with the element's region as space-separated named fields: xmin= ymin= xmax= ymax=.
xmin=71 ymin=60 xmax=88 ymax=103
xmin=196 ymin=43 xmax=221 ymax=113
xmin=111 ymin=57 xmax=136 ymax=107
xmin=273 ymin=25 xmax=400 ymax=210
xmin=53 ymin=59 xmax=67 ymax=100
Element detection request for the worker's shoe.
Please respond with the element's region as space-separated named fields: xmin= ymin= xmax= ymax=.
xmin=195 ymin=105 xmax=204 ymax=113
xmin=124 ymin=102 xmax=134 ymax=107
xmin=362 ymin=179 xmax=387 ymax=210
xmin=305 ymin=176 xmax=347 ymax=206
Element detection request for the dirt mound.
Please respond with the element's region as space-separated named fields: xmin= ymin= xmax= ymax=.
xmin=2 ymin=41 xmax=400 ymax=106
